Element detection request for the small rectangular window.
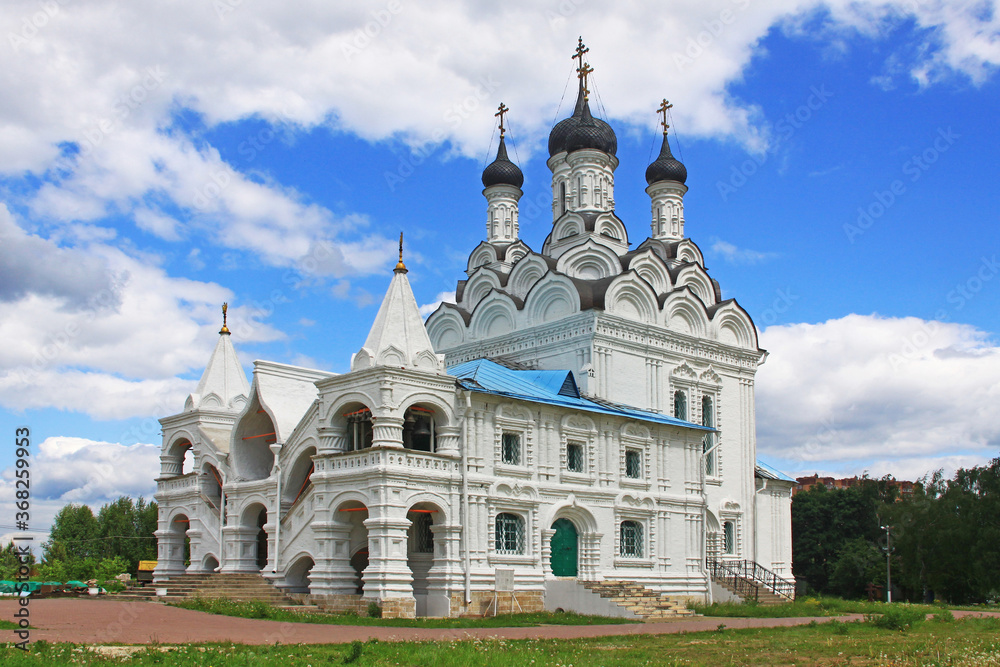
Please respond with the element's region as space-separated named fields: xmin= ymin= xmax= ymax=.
xmin=495 ymin=513 xmax=525 ymax=554
xmin=501 ymin=432 xmax=521 ymax=465
xmin=723 ymin=521 xmax=735 ymax=555
xmin=625 ymin=449 xmax=642 ymax=479
xmin=620 ymin=520 xmax=644 ymax=558
xmin=566 ymin=442 xmax=584 ymax=473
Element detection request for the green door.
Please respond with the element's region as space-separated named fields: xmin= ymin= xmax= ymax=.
xmin=550 ymin=519 xmax=578 ymax=577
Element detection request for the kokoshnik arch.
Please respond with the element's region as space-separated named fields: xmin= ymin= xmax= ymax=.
xmin=154 ymin=41 xmax=795 ymax=618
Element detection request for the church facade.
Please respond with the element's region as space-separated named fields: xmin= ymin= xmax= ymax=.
xmin=154 ymin=51 xmax=794 ymax=618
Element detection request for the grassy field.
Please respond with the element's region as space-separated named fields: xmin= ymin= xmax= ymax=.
xmin=170 ymin=596 xmax=635 ymax=628
xmin=2 ymin=614 xmax=999 ymax=665
xmin=693 ymin=596 xmax=996 ymax=619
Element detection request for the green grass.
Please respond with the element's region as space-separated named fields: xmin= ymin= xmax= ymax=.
xmin=170 ymin=596 xmax=634 ymax=628
xmin=692 ymin=595 xmax=994 ymax=619
xmin=0 ymin=620 xmax=20 ymax=630
xmin=3 ymin=615 xmax=1000 ymax=665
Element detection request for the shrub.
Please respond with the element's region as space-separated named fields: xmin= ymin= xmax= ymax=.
xmin=932 ymin=608 xmax=956 ymax=623
xmin=865 ymin=605 xmax=926 ymax=631
xmin=367 ymin=601 xmax=382 ymax=618
xmin=344 ymin=640 xmax=364 ymax=664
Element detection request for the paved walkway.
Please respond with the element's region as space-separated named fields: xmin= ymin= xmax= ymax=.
xmin=2 ymin=599 xmax=997 ymax=646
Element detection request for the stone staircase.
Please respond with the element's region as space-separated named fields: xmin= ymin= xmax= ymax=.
xmin=712 ymin=577 xmax=787 ymax=605
xmin=581 ymin=580 xmax=696 ymax=620
xmin=112 ymin=573 xmax=316 ymax=611
xmin=707 ymin=558 xmax=795 ymax=606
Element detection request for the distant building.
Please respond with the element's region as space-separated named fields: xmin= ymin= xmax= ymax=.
xmin=793 ymin=475 xmax=915 ymax=498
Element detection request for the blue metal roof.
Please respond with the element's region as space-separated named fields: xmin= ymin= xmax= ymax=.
xmin=755 ymin=458 xmax=796 ymax=482
xmin=449 ymin=358 xmax=712 ymax=432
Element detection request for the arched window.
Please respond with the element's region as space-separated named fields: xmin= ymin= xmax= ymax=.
xmin=410 ymin=512 xmax=434 ymax=554
xmin=702 ymin=396 xmax=716 ymax=476
xmin=620 ymin=520 xmax=643 ymax=558
xmin=674 ymin=390 xmax=687 ymax=421
xmin=723 ymin=521 xmax=735 ymax=555
xmin=495 ymin=513 xmax=525 ymax=555
xmin=345 ymin=408 xmax=373 ymax=451
xmin=402 ymin=406 xmax=435 ymax=452
xmin=560 ymin=182 xmax=567 ymax=215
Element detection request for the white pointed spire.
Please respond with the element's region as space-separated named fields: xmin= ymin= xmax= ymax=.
xmin=185 ymin=304 xmax=251 ymax=411
xmin=351 ymin=234 xmax=446 ymax=373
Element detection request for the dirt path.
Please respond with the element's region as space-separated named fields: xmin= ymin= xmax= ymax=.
xmin=1 ymin=599 xmax=996 ymax=646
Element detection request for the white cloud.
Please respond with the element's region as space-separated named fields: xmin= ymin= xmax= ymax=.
xmin=0 ymin=208 xmax=284 ymax=419
xmin=0 ymin=436 xmax=159 ymax=544
xmin=420 ymin=291 xmax=457 ymax=318
xmin=756 ymin=314 xmax=1000 ymax=479
xmin=711 ymin=239 xmax=777 ymax=265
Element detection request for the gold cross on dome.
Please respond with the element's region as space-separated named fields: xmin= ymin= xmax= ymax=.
xmin=495 ymin=102 xmax=509 ymax=137
xmin=572 ymin=36 xmax=589 ymax=72
xmin=577 ymin=62 xmax=594 ymax=98
xmin=657 ymin=98 xmax=673 ymax=134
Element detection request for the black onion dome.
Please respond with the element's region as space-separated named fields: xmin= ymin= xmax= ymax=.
xmin=482 ymin=135 xmax=524 ymax=188
xmin=645 ymin=133 xmax=687 ymax=185
xmin=547 ymin=82 xmax=588 ymax=156
xmin=564 ymin=100 xmax=617 ymax=156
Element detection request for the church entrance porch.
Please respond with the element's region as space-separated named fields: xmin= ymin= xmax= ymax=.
xmin=550 ymin=518 xmax=579 ymax=577
xmin=220 ymin=502 xmax=270 ymax=573
xmin=154 ymin=513 xmax=191 ymax=580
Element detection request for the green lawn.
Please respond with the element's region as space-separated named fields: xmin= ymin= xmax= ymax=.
xmin=693 ymin=595 xmax=996 ymax=619
xmin=170 ymin=596 xmax=634 ymax=628
xmin=3 ymin=614 xmax=999 ymax=665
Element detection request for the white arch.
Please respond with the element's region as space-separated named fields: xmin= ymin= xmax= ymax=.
xmin=470 ymin=292 xmax=518 ymax=339
xmin=556 ymin=240 xmax=623 ymax=280
xmin=524 ymin=272 xmax=579 ymax=325
xmin=675 ymin=264 xmax=716 ymax=306
xmin=711 ymin=302 xmax=758 ymax=349
xmin=604 ymin=273 xmax=658 ymax=324
xmin=397 ymin=392 xmax=457 ymax=427
xmin=462 ymin=269 xmax=502 ymax=310
xmin=674 ymin=239 xmax=705 ymax=267
xmin=663 ymin=290 xmax=710 ymax=338
xmin=503 ymin=240 xmax=531 ymax=264
xmin=323 ymin=391 xmax=378 ymax=424
xmin=466 ymin=243 xmax=498 ymax=273
xmin=545 ymin=501 xmax=599 ymax=533
xmin=552 ymin=213 xmax=585 ymax=241
xmin=507 ymin=254 xmax=550 ymax=300
xmin=628 ymin=250 xmax=672 ymax=295
xmin=425 ymin=308 xmax=467 ymax=351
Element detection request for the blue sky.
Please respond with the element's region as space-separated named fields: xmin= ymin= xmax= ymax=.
xmin=1 ymin=0 xmax=999 ymax=542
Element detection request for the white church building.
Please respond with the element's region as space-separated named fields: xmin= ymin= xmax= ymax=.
xmin=154 ymin=49 xmax=794 ymax=618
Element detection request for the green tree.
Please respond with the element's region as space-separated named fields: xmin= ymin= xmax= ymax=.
xmin=95 ymin=496 xmax=158 ymax=572
xmin=43 ymin=504 xmax=99 ymax=562
xmin=0 ymin=542 xmax=36 ymax=580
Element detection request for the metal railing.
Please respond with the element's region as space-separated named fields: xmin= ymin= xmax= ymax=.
xmin=707 ymin=558 xmax=795 ymax=601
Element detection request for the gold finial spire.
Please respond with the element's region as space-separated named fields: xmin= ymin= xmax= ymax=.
xmin=657 ymin=98 xmax=673 ymax=135
xmin=220 ymin=302 xmax=230 ymax=335
xmin=495 ymin=102 xmax=509 ymax=137
xmin=394 ymin=231 xmax=407 ymax=273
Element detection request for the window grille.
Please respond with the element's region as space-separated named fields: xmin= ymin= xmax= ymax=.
xmin=723 ymin=521 xmax=735 ymax=554
xmin=674 ymin=390 xmax=687 ymax=421
xmin=410 ymin=512 xmax=434 ymax=554
xmin=494 ymin=513 xmax=525 ymax=554
xmin=501 ymin=432 xmax=521 ymax=465
xmin=702 ymin=396 xmax=715 ymax=476
xmin=620 ymin=520 xmax=643 ymax=558
xmin=566 ymin=442 xmax=584 ymax=473
xmin=625 ymin=449 xmax=642 ymax=479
